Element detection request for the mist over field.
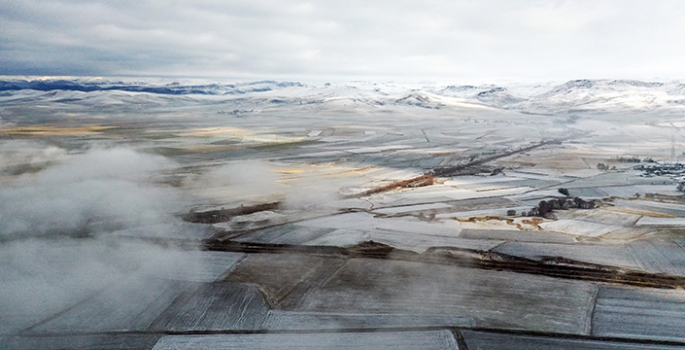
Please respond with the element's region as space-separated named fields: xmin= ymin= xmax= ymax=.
xmin=0 ymin=137 xmax=357 ymax=338
xmin=0 ymin=146 xmax=202 ymax=332
xmin=4 ymin=1 xmax=685 ymax=348
xmin=2 ymin=75 xmax=685 ymax=348
xmin=0 ymin=147 xmax=180 ymax=238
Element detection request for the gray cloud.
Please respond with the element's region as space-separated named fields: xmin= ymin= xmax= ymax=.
xmin=0 ymin=147 xmax=180 ymax=239
xmin=1 ymin=0 xmax=685 ymax=81
xmin=0 ymin=145 xmax=210 ymax=330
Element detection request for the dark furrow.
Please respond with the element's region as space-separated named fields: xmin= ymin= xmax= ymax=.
xmin=203 ymin=239 xmax=685 ymax=289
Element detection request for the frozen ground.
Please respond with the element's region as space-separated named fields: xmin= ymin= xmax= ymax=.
xmin=3 ymin=78 xmax=685 ymax=349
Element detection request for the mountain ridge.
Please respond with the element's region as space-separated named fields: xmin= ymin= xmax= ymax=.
xmin=2 ymin=78 xmax=685 ymax=114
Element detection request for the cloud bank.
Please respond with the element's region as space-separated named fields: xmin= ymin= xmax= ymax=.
xmin=2 ymin=0 xmax=685 ymax=81
xmin=0 ymin=146 xmax=202 ymax=330
xmin=0 ymin=143 xmax=348 ymax=332
xmin=0 ymin=147 xmax=180 ymax=240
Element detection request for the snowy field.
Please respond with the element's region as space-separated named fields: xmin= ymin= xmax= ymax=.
xmin=3 ymin=78 xmax=685 ymax=348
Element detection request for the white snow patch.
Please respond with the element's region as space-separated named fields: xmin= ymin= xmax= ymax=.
xmin=373 ymin=203 xmax=453 ymax=215
xmin=636 ymin=217 xmax=685 ymax=226
xmin=540 ymin=219 xmax=620 ymax=237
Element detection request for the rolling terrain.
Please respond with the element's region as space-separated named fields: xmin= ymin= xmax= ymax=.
xmin=3 ymin=78 xmax=685 ymax=349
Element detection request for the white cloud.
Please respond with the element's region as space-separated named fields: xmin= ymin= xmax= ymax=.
xmin=2 ymin=0 xmax=685 ymax=81
xmin=0 ymin=147 xmax=180 ymax=239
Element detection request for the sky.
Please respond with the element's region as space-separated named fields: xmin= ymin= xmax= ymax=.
xmin=1 ymin=0 xmax=685 ymax=82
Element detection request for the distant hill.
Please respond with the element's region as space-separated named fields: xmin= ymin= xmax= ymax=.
xmin=2 ymin=77 xmax=685 ymax=114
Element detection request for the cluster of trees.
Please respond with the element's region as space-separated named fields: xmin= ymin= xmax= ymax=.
xmin=614 ymin=156 xmax=641 ymax=163
xmin=597 ymin=163 xmax=617 ymax=171
xmin=520 ymin=197 xmax=597 ymax=219
xmin=217 ymin=109 xmax=254 ymax=115
xmin=615 ymin=156 xmax=655 ymax=163
xmin=677 ymin=181 xmax=685 ymax=192
xmin=597 ymin=158 xmax=655 ymax=170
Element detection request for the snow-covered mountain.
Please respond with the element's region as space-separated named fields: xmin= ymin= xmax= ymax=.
xmin=0 ymin=79 xmax=304 ymax=95
xmin=431 ymin=79 xmax=685 ymax=113
xmin=2 ymin=77 xmax=685 ymax=114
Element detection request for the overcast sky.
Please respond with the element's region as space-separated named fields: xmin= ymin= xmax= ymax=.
xmin=2 ymin=0 xmax=685 ymax=82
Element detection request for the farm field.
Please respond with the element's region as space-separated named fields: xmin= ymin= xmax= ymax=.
xmin=3 ymin=79 xmax=685 ymax=349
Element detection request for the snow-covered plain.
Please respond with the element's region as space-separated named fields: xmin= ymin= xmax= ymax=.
xmin=3 ymin=78 xmax=685 ymax=349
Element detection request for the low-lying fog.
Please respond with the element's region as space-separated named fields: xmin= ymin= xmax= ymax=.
xmin=0 ymin=140 xmax=354 ymax=331
xmin=0 ymin=144 xmax=229 ymax=329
